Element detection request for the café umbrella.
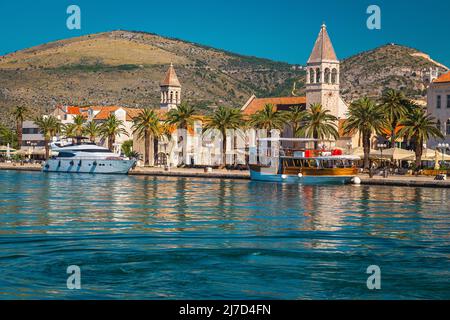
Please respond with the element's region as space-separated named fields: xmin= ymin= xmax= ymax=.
xmin=369 ymin=148 xmax=415 ymax=161
xmin=404 ymin=148 xmax=450 ymax=162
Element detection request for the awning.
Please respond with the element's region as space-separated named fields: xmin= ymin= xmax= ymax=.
xmin=404 ymin=148 xmax=450 ymax=161
xmin=369 ymin=148 xmax=415 ymax=160
xmin=350 ymin=146 xmax=377 ymax=158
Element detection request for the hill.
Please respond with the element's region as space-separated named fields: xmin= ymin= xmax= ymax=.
xmin=340 ymin=43 xmax=448 ymax=101
xmin=0 ymin=31 xmax=447 ymax=127
xmin=0 ymin=30 xmax=302 ymax=125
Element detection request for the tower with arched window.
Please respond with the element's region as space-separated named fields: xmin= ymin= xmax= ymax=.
xmin=160 ymin=63 xmax=182 ymax=110
xmin=306 ymin=24 xmax=346 ymax=119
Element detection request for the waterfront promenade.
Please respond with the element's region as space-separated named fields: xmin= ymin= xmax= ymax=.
xmin=1 ymin=162 xmax=449 ymax=188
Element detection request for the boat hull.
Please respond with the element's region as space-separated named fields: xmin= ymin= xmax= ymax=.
xmin=249 ymin=166 xmax=355 ymax=185
xmin=43 ymin=159 xmax=136 ymax=174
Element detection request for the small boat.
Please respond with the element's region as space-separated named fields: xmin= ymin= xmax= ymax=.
xmin=43 ymin=139 xmax=136 ymax=174
xmin=249 ymin=138 xmax=360 ymax=184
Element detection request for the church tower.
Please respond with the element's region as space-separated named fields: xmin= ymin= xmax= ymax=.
xmin=160 ymin=63 xmax=181 ymax=110
xmin=306 ymin=24 xmax=345 ymax=118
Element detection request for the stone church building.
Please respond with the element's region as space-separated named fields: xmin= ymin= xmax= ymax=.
xmin=241 ymin=24 xmax=357 ymax=149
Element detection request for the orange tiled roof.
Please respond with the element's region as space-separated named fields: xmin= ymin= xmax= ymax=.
xmin=56 ymin=105 xmax=82 ymax=115
xmin=66 ymin=106 xmax=81 ymax=115
xmin=125 ymin=108 xmax=168 ymax=121
xmin=433 ymin=71 xmax=450 ymax=83
xmin=242 ymin=96 xmax=307 ymax=115
xmin=89 ymin=106 xmax=123 ymax=120
xmin=59 ymin=106 xmax=167 ymax=122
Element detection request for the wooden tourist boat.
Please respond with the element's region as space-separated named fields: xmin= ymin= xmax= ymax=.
xmin=249 ymin=138 xmax=360 ymax=184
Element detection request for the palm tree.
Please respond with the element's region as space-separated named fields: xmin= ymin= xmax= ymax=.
xmin=165 ymin=102 xmax=196 ymax=129
xmin=250 ymin=103 xmax=287 ymax=136
xmin=380 ymin=89 xmax=409 ymax=147
xmin=72 ymin=114 xmax=85 ymax=143
xmin=397 ymin=107 xmax=444 ymax=169
xmin=287 ymin=106 xmax=306 ymax=149
xmin=165 ymin=102 xmax=196 ymax=165
xmin=62 ymin=123 xmax=77 ymax=139
xmin=83 ymin=121 xmax=101 ymax=143
xmin=100 ymin=114 xmax=128 ymax=152
xmin=34 ymin=115 xmax=60 ymax=159
xmin=203 ymin=106 xmax=243 ymax=168
xmin=297 ymin=103 xmax=339 ymax=149
xmin=132 ymin=108 xmax=161 ymax=166
xmin=250 ymin=104 xmax=287 ymax=157
xmin=13 ymin=106 xmax=28 ymax=148
xmin=343 ymin=97 xmax=387 ymax=169
xmin=287 ymin=106 xmax=306 ymax=136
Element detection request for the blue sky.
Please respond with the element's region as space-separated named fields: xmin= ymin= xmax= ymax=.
xmin=0 ymin=0 xmax=449 ymax=66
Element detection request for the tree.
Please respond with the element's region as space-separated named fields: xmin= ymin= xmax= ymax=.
xmin=121 ymin=140 xmax=136 ymax=158
xmin=13 ymin=106 xmax=28 ymax=148
xmin=250 ymin=104 xmax=287 ymax=157
xmin=72 ymin=114 xmax=86 ymax=143
xmin=165 ymin=102 xmax=196 ymax=130
xmin=286 ymin=106 xmax=306 ymax=137
xmin=380 ymin=89 xmax=408 ymax=147
xmin=397 ymin=106 xmax=444 ymax=169
xmin=250 ymin=104 xmax=287 ymax=134
xmin=203 ymin=106 xmax=243 ymax=168
xmin=165 ymin=102 xmax=196 ymax=165
xmin=132 ymin=108 xmax=161 ymax=166
xmin=343 ymin=97 xmax=387 ymax=169
xmin=62 ymin=123 xmax=77 ymax=139
xmin=297 ymin=103 xmax=339 ymax=149
xmin=0 ymin=125 xmax=18 ymax=149
xmin=286 ymin=106 xmax=307 ymax=149
xmin=83 ymin=121 xmax=101 ymax=143
xmin=100 ymin=114 xmax=128 ymax=152
xmin=34 ymin=116 xmax=60 ymax=159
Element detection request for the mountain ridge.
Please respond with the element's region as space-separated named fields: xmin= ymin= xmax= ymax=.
xmin=0 ymin=30 xmax=447 ymax=126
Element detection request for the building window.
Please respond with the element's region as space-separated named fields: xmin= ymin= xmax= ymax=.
xmin=324 ymin=68 xmax=331 ymax=83
xmin=309 ymin=69 xmax=315 ymax=83
xmin=437 ymin=120 xmax=441 ymax=132
xmin=447 ymin=95 xmax=450 ymax=108
xmin=331 ymin=69 xmax=338 ymax=84
xmin=23 ymin=128 xmax=39 ymax=134
xmin=437 ymin=95 xmax=441 ymax=109
xmin=446 ymin=119 xmax=450 ymax=135
xmin=316 ymin=68 xmax=321 ymax=83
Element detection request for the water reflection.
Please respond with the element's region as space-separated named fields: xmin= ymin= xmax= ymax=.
xmin=0 ymin=171 xmax=449 ymax=299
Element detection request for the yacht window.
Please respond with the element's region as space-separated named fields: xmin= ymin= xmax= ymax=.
xmin=58 ymin=152 xmax=75 ymax=158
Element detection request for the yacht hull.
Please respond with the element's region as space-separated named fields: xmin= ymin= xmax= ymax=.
xmin=43 ymin=159 xmax=136 ymax=174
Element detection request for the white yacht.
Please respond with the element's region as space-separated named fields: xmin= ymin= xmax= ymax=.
xmin=43 ymin=139 xmax=136 ymax=174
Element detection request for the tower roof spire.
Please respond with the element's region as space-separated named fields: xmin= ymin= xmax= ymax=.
xmin=307 ymin=23 xmax=338 ymax=64
xmin=160 ymin=63 xmax=181 ymax=87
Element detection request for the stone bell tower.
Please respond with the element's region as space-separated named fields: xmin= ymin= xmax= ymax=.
xmin=160 ymin=63 xmax=182 ymax=111
xmin=306 ymin=24 xmax=345 ymax=118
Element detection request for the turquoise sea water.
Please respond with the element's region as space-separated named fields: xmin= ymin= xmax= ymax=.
xmin=0 ymin=170 xmax=449 ymax=299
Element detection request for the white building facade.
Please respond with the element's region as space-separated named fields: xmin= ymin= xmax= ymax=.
xmin=427 ymin=71 xmax=450 ymax=147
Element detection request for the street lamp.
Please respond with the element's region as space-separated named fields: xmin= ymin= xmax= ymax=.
xmin=377 ymin=143 xmax=388 ymax=177
xmin=437 ymin=143 xmax=449 ymax=168
xmin=346 ymin=141 xmax=352 ymax=154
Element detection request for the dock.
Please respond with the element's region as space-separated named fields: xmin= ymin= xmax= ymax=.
xmin=1 ymin=163 xmax=449 ymax=188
